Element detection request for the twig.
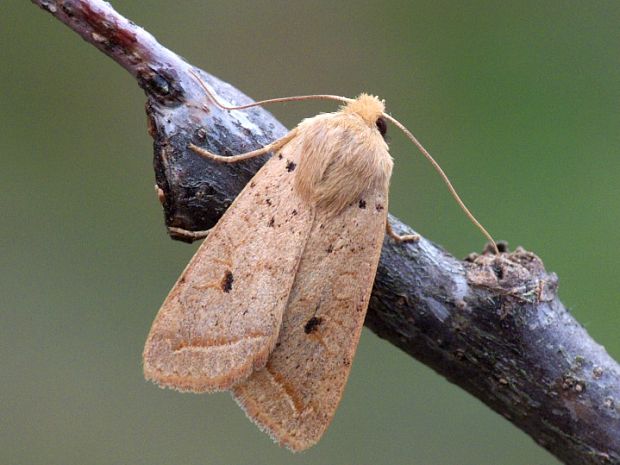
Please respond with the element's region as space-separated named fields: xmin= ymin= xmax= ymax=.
xmin=32 ymin=1 xmax=620 ymax=463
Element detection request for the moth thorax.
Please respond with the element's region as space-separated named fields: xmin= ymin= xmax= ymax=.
xmin=292 ymin=113 xmax=393 ymax=215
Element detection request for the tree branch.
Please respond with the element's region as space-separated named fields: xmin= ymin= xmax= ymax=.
xmin=33 ymin=1 xmax=620 ymax=463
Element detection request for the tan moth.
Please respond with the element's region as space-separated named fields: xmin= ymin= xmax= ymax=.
xmin=143 ymin=73 xmax=497 ymax=451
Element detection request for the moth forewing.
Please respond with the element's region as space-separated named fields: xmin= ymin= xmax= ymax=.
xmin=233 ymin=186 xmax=389 ymax=451
xmin=143 ymin=144 xmax=314 ymax=392
xmin=232 ymin=96 xmax=393 ymax=451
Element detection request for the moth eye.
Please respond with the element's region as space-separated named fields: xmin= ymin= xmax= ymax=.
xmin=375 ymin=117 xmax=387 ymax=138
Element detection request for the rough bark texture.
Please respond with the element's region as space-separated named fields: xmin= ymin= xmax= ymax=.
xmin=32 ymin=1 xmax=620 ymax=463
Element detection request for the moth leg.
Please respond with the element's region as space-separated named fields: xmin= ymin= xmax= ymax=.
xmin=189 ymin=129 xmax=298 ymax=164
xmin=386 ymin=221 xmax=419 ymax=243
xmin=167 ymin=226 xmax=211 ymax=241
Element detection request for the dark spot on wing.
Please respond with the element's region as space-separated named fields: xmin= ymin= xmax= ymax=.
xmin=268 ymin=217 xmax=275 ymax=227
xmin=221 ymin=270 xmax=234 ymax=293
xmin=326 ymin=244 xmax=334 ymax=253
xmin=278 ymin=154 xmax=283 ymax=160
xmin=266 ymin=198 xmax=272 ymax=206
xmin=286 ymin=160 xmax=297 ymax=172
xmin=291 ymin=209 xmax=297 ymax=216
xmin=304 ymin=317 xmax=323 ymax=334
xmin=358 ymin=199 xmax=367 ymax=209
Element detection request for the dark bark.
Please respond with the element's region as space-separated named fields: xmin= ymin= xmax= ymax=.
xmin=32 ymin=1 xmax=620 ymax=463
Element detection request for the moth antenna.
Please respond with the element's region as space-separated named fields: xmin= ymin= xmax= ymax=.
xmin=189 ymin=69 xmax=352 ymax=111
xmin=383 ymin=113 xmax=499 ymax=255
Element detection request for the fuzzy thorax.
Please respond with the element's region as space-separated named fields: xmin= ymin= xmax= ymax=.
xmin=290 ymin=94 xmax=393 ymax=215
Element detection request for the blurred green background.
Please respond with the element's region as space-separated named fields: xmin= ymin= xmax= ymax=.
xmin=2 ymin=1 xmax=619 ymax=464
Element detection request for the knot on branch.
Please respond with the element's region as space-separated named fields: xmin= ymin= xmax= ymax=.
xmin=465 ymin=244 xmax=559 ymax=306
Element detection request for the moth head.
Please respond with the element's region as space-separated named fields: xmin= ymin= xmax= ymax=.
xmin=342 ymin=94 xmax=387 ymax=138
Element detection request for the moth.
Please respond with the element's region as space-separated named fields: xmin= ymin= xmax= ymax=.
xmin=143 ymin=74 xmax=497 ymax=451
